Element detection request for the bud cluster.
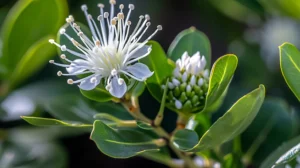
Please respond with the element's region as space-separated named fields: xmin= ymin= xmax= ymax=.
xmin=163 ymin=52 xmax=210 ymax=113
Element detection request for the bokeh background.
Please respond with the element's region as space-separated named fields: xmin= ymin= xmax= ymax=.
xmin=1 ymin=0 xmax=300 ymax=167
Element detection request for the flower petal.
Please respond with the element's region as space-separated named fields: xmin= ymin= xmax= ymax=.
xmin=66 ymin=59 xmax=90 ymax=74
xmin=129 ymin=45 xmax=152 ymax=59
xmin=126 ymin=63 xmax=154 ymax=81
xmin=78 ymin=75 xmax=101 ymax=90
xmin=109 ymin=76 xmax=127 ymax=98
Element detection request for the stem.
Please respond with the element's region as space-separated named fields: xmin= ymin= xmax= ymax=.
xmin=121 ymin=97 xmax=198 ymax=168
xmin=154 ymin=79 xmax=169 ymax=126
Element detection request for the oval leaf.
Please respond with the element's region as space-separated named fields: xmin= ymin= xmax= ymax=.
xmin=279 ymin=42 xmax=300 ymax=101
xmin=140 ymin=41 xmax=174 ymax=101
xmin=21 ymin=116 xmax=92 ymax=128
xmin=90 ymin=120 xmax=159 ymax=158
xmin=9 ymin=36 xmax=56 ymax=88
xmin=80 ymin=87 xmax=113 ymax=102
xmin=0 ymin=0 xmax=68 ymax=74
xmin=205 ymin=54 xmax=238 ymax=108
xmin=168 ymin=27 xmax=211 ymax=68
xmin=260 ymin=135 xmax=300 ymax=168
xmin=172 ymin=85 xmax=265 ymax=152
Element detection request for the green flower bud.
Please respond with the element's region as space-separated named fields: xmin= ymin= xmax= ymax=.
xmin=163 ymin=51 xmax=210 ymax=114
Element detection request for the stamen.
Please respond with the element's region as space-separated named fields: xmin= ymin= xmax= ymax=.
xmin=57 ymin=71 xmax=62 ymax=76
xmin=59 ymin=28 xmax=66 ymax=34
xmin=97 ymin=3 xmax=104 ymax=8
xmin=118 ymin=78 xmax=124 ymax=85
xmin=60 ymin=54 xmax=66 ymax=59
xmin=61 ymin=45 xmax=67 ymax=51
xmin=67 ymin=79 xmax=74 ymax=84
xmin=49 ymin=60 xmax=54 ymax=63
xmin=111 ymin=69 xmax=118 ymax=76
xmin=129 ymin=4 xmax=135 ymax=10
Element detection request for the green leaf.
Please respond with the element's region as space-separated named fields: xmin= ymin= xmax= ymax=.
xmin=0 ymin=0 xmax=68 ymax=75
xmin=260 ymin=135 xmax=300 ymax=168
xmin=9 ymin=36 xmax=56 ymax=88
xmin=140 ymin=41 xmax=174 ymax=101
xmin=172 ymin=85 xmax=265 ymax=152
xmin=172 ymin=129 xmax=199 ymax=151
xmin=168 ymin=27 xmax=211 ymax=68
xmin=21 ymin=116 xmax=92 ymax=128
xmin=90 ymin=120 xmax=159 ymax=158
xmin=80 ymin=87 xmax=113 ymax=102
xmin=44 ymin=95 xmax=97 ymax=124
xmin=205 ymin=54 xmax=238 ymax=108
xmin=279 ymin=42 xmax=300 ymax=101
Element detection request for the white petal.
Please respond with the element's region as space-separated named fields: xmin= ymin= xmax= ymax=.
xmin=109 ymin=76 xmax=127 ymax=98
xmin=128 ymin=45 xmax=152 ymax=60
xmin=66 ymin=59 xmax=90 ymax=74
xmin=78 ymin=75 xmax=101 ymax=90
xmin=126 ymin=63 xmax=153 ymax=81
xmin=201 ymin=56 xmax=207 ymax=69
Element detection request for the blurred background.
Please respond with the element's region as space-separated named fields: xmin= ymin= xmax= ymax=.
xmin=1 ymin=0 xmax=300 ymax=167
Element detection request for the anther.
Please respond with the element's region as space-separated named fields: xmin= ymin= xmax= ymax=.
xmin=61 ymin=45 xmax=67 ymax=51
xmin=118 ymin=78 xmax=124 ymax=85
xmin=127 ymin=21 xmax=132 ymax=26
xmin=60 ymin=54 xmax=66 ymax=59
xmin=48 ymin=39 xmax=55 ymax=44
xmin=88 ymin=14 xmax=93 ymax=20
xmin=111 ymin=19 xmax=117 ymax=25
xmin=97 ymin=3 xmax=104 ymax=8
xmin=66 ymin=18 xmax=71 ymax=23
xmin=146 ymin=22 xmax=151 ymax=27
xmin=157 ymin=25 xmax=163 ymax=30
xmin=71 ymin=39 xmax=79 ymax=46
xmin=129 ymin=4 xmax=135 ymax=10
xmin=111 ymin=69 xmax=118 ymax=76
xmin=95 ymin=40 xmax=101 ymax=47
xmin=68 ymin=15 xmax=74 ymax=22
xmin=91 ymin=77 xmax=97 ymax=83
xmin=59 ymin=28 xmax=66 ymax=34
xmin=57 ymin=71 xmax=62 ymax=76
xmin=81 ymin=4 xmax=88 ymax=11
xmin=145 ymin=14 xmax=150 ymax=20
xmin=49 ymin=60 xmax=54 ymax=64
xmin=67 ymin=79 xmax=74 ymax=84
xmin=104 ymin=12 xmax=109 ymax=18
xmin=119 ymin=4 xmax=124 ymax=10
xmin=97 ymin=15 xmax=103 ymax=21
xmin=139 ymin=15 xmax=144 ymax=19
xmin=109 ymin=0 xmax=116 ymax=5
xmin=77 ymin=32 xmax=84 ymax=37
xmin=117 ymin=13 xmax=124 ymax=19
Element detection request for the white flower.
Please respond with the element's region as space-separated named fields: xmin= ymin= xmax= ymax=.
xmin=49 ymin=0 xmax=162 ymax=98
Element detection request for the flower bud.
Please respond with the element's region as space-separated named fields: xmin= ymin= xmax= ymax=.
xmin=164 ymin=52 xmax=210 ymax=114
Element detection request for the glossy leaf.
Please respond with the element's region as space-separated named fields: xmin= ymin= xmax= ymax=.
xmin=205 ymin=54 xmax=238 ymax=108
xmin=279 ymin=42 xmax=300 ymax=101
xmin=44 ymin=95 xmax=96 ymax=123
xmin=90 ymin=120 xmax=159 ymax=158
xmin=168 ymin=27 xmax=211 ymax=68
xmin=172 ymin=129 xmax=199 ymax=151
xmin=260 ymin=135 xmax=300 ymax=168
xmin=21 ymin=116 xmax=92 ymax=128
xmin=140 ymin=41 xmax=174 ymax=101
xmin=0 ymin=0 xmax=68 ymax=74
xmin=172 ymin=85 xmax=265 ymax=152
xmin=9 ymin=36 xmax=56 ymax=88
xmin=80 ymin=87 xmax=113 ymax=102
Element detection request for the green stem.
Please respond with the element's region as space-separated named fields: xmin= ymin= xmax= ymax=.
xmin=122 ymin=97 xmax=197 ymax=168
xmin=154 ymin=79 xmax=169 ymax=126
